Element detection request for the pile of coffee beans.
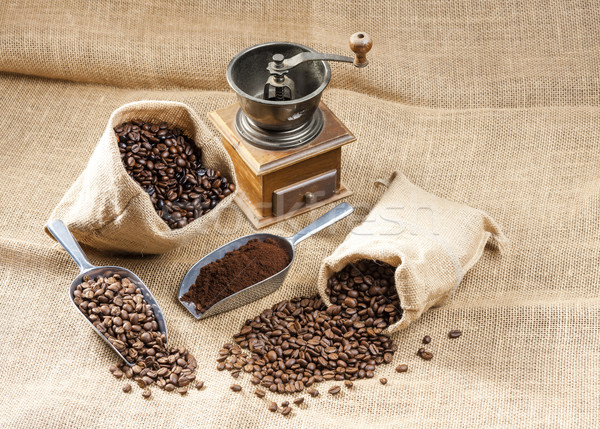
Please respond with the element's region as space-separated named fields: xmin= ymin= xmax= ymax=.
xmin=216 ymin=260 xmax=402 ymax=397
xmin=114 ymin=120 xmax=235 ymax=229
xmin=73 ymin=273 xmax=199 ymax=397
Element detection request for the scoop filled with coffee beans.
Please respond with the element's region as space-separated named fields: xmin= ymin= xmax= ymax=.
xmin=178 ymin=203 xmax=354 ymax=319
xmin=47 ymin=219 xmax=168 ymax=365
xmin=114 ymin=119 xmax=235 ymax=229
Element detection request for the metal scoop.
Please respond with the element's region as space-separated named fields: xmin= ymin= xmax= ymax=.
xmin=46 ymin=220 xmax=168 ymax=366
xmin=178 ymin=202 xmax=354 ymax=320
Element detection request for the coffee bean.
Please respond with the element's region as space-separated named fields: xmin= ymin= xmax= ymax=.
xmin=422 ymin=335 xmax=431 ymax=344
xmin=114 ymin=120 xmax=234 ymax=230
xmin=195 ymin=381 xmax=204 ymax=390
xmin=217 ymin=261 xmax=400 ymax=395
xmin=178 ymin=387 xmax=188 ymax=395
xmin=281 ymin=406 xmax=292 ymax=416
xmin=307 ymin=388 xmax=319 ymax=397
xmin=380 ymin=378 xmax=387 ymax=385
xmin=142 ymin=389 xmax=151 ymax=398
xmin=293 ymin=397 xmax=304 ymax=405
xmin=268 ymin=402 xmax=278 ymax=412
xmin=448 ymin=330 xmax=462 ymax=339
xmin=122 ymin=383 xmax=132 ymax=393
xmin=77 ymin=274 xmax=197 ymax=398
xmin=328 ymin=386 xmax=341 ymax=395
xmin=281 ymin=401 xmax=289 ymax=407
xmin=255 ymin=388 xmax=266 ymax=398
xmin=395 ymin=364 xmax=408 ymax=373
xmin=344 ymin=380 xmax=353 ymax=388
xmin=231 ymin=384 xmax=242 ymax=392
xmin=418 ymin=348 xmax=433 ymax=360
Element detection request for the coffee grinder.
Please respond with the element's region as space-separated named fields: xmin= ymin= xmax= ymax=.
xmin=209 ymin=32 xmax=372 ymax=228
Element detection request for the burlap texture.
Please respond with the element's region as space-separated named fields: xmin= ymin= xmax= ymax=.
xmin=1 ymin=1 xmax=599 ymax=427
xmin=44 ymin=100 xmax=237 ymax=254
xmin=317 ymin=171 xmax=508 ymax=332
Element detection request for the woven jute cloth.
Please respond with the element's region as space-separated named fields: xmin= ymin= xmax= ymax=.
xmin=1 ymin=1 xmax=599 ymax=427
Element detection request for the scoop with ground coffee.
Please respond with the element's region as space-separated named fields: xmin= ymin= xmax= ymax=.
xmin=181 ymin=238 xmax=290 ymax=314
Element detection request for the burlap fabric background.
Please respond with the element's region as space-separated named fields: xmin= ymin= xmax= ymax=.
xmin=1 ymin=1 xmax=599 ymax=427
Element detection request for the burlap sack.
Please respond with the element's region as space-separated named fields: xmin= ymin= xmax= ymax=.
xmin=317 ymin=171 xmax=508 ymax=332
xmin=44 ymin=101 xmax=237 ymax=254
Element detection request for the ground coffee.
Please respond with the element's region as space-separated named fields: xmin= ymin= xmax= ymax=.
xmin=182 ymin=238 xmax=290 ymax=314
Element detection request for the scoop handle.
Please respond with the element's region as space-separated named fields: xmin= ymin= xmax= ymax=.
xmin=289 ymin=203 xmax=354 ymax=246
xmin=46 ymin=220 xmax=95 ymax=273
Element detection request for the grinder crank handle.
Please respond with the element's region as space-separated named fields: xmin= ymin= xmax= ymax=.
xmin=267 ymin=32 xmax=372 ymax=73
xmin=288 ymin=203 xmax=354 ymax=246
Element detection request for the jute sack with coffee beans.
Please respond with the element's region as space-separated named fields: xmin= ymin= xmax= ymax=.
xmin=317 ymin=171 xmax=508 ymax=333
xmin=45 ymin=101 xmax=237 ymax=254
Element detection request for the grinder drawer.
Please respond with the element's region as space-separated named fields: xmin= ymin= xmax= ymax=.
xmin=272 ymin=170 xmax=337 ymax=217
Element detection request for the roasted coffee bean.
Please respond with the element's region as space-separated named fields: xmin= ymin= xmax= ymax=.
xmin=178 ymin=387 xmax=188 ymax=395
xmin=423 ymin=335 xmax=432 ymax=344
xmin=344 ymin=380 xmax=353 ymax=388
xmin=114 ymin=120 xmax=235 ymax=230
xmin=328 ymin=386 xmax=341 ymax=395
xmin=268 ymin=402 xmax=278 ymax=412
xmin=448 ymin=330 xmax=462 ymax=339
xmin=76 ymin=274 xmax=197 ymax=397
xmin=217 ymin=260 xmax=400 ymax=395
xmin=230 ymin=384 xmax=242 ymax=392
xmin=395 ymin=364 xmax=408 ymax=373
xmin=195 ymin=381 xmax=204 ymax=390
xmin=281 ymin=406 xmax=292 ymax=416
xmin=293 ymin=397 xmax=304 ymax=405
xmin=380 ymin=378 xmax=387 ymax=385
xmin=281 ymin=401 xmax=289 ymax=407
xmin=255 ymin=388 xmax=266 ymax=398
xmin=142 ymin=389 xmax=152 ymax=398
xmin=122 ymin=383 xmax=132 ymax=393
xmin=418 ymin=348 xmax=433 ymax=360
xmin=307 ymin=388 xmax=319 ymax=397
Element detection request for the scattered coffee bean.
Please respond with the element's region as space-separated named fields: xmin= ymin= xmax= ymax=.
xmin=395 ymin=364 xmax=408 ymax=373
xmin=114 ymin=120 xmax=235 ymax=230
xmin=418 ymin=348 xmax=433 ymax=360
xmin=307 ymin=388 xmax=319 ymax=397
xmin=293 ymin=397 xmax=304 ymax=405
xmin=255 ymin=388 xmax=266 ymax=398
xmin=216 ymin=362 xmax=225 ymax=371
xmin=380 ymin=378 xmax=387 ymax=385
xmin=231 ymin=384 xmax=242 ymax=392
xmin=195 ymin=381 xmax=204 ymax=390
xmin=281 ymin=401 xmax=289 ymax=407
xmin=178 ymin=387 xmax=188 ymax=395
xmin=74 ymin=273 xmax=197 ymax=397
xmin=328 ymin=386 xmax=341 ymax=395
xmin=344 ymin=380 xmax=353 ymax=388
xmin=449 ymin=330 xmax=462 ymax=339
xmin=217 ymin=260 xmax=401 ymax=395
xmin=422 ymin=335 xmax=431 ymax=344
xmin=268 ymin=402 xmax=278 ymax=412
xmin=122 ymin=383 xmax=132 ymax=393
xmin=281 ymin=406 xmax=292 ymax=416
xmin=142 ymin=389 xmax=152 ymax=398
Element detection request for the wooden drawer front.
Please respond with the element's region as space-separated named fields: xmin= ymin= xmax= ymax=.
xmin=272 ymin=170 xmax=337 ymax=217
